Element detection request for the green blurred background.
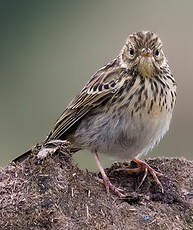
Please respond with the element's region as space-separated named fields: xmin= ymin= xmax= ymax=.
xmin=0 ymin=0 xmax=193 ymax=170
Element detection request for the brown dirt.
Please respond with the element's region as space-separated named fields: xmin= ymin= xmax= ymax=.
xmin=0 ymin=144 xmax=192 ymax=230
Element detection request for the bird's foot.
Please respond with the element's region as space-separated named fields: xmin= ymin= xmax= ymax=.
xmin=115 ymin=158 xmax=164 ymax=193
xmin=94 ymin=151 xmax=125 ymax=197
xmin=96 ymin=176 xmax=125 ymax=197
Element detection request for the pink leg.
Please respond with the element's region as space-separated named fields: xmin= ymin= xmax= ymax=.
xmin=115 ymin=158 xmax=163 ymax=192
xmin=94 ymin=151 xmax=125 ymax=197
xmin=132 ymin=158 xmax=164 ymax=193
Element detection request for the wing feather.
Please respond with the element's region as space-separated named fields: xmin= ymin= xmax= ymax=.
xmin=47 ymin=59 xmax=126 ymax=140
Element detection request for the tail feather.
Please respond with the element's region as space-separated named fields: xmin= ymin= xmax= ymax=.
xmin=12 ymin=149 xmax=32 ymax=163
xmin=12 ymin=139 xmax=80 ymax=163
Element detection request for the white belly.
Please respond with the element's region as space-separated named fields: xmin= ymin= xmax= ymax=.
xmin=74 ymin=110 xmax=172 ymax=159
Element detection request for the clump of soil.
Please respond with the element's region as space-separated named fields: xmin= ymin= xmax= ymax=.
xmin=0 ymin=145 xmax=192 ymax=230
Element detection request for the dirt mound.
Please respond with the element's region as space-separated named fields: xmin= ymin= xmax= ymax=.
xmin=0 ymin=146 xmax=192 ymax=229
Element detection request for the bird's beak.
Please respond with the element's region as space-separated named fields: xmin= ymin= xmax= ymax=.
xmin=138 ymin=48 xmax=154 ymax=77
xmin=140 ymin=48 xmax=152 ymax=57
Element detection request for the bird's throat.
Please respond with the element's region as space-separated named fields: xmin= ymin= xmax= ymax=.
xmin=138 ymin=57 xmax=154 ymax=77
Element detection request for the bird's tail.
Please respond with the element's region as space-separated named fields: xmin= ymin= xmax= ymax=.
xmin=12 ymin=149 xmax=32 ymax=163
xmin=12 ymin=140 xmax=80 ymax=163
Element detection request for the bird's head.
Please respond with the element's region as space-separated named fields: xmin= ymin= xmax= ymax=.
xmin=120 ymin=31 xmax=167 ymax=77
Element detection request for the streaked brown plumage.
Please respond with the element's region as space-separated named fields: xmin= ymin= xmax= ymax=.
xmin=15 ymin=31 xmax=177 ymax=197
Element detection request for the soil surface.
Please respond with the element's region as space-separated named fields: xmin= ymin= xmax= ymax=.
xmin=0 ymin=144 xmax=193 ymax=230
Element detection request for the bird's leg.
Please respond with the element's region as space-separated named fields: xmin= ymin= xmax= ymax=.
xmin=132 ymin=158 xmax=164 ymax=192
xmin=94 ymin=151 xmax=125 ymax=197
xmin=115 ymin=158 xmax=164 ymax=193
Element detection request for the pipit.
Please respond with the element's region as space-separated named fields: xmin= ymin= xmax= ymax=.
xmin=15 ymin=31 xmax=177 ymax=197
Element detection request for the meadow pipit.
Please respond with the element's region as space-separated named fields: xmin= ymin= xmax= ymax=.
xmin=15 ymin=31 xmax=177 ymax=197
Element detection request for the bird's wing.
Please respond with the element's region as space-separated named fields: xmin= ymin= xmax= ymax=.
xmin=47 ymin=59 xmax=127 ymax=140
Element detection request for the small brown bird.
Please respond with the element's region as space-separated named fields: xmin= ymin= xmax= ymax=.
xmin=15 ymin=31 xmax=177 ymax=197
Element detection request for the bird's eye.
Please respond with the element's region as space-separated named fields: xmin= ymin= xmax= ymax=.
xmin=129 ymin=48 xmax=135 ymax=56
xmin=155 ymin=49 xmax=160 ymax=56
